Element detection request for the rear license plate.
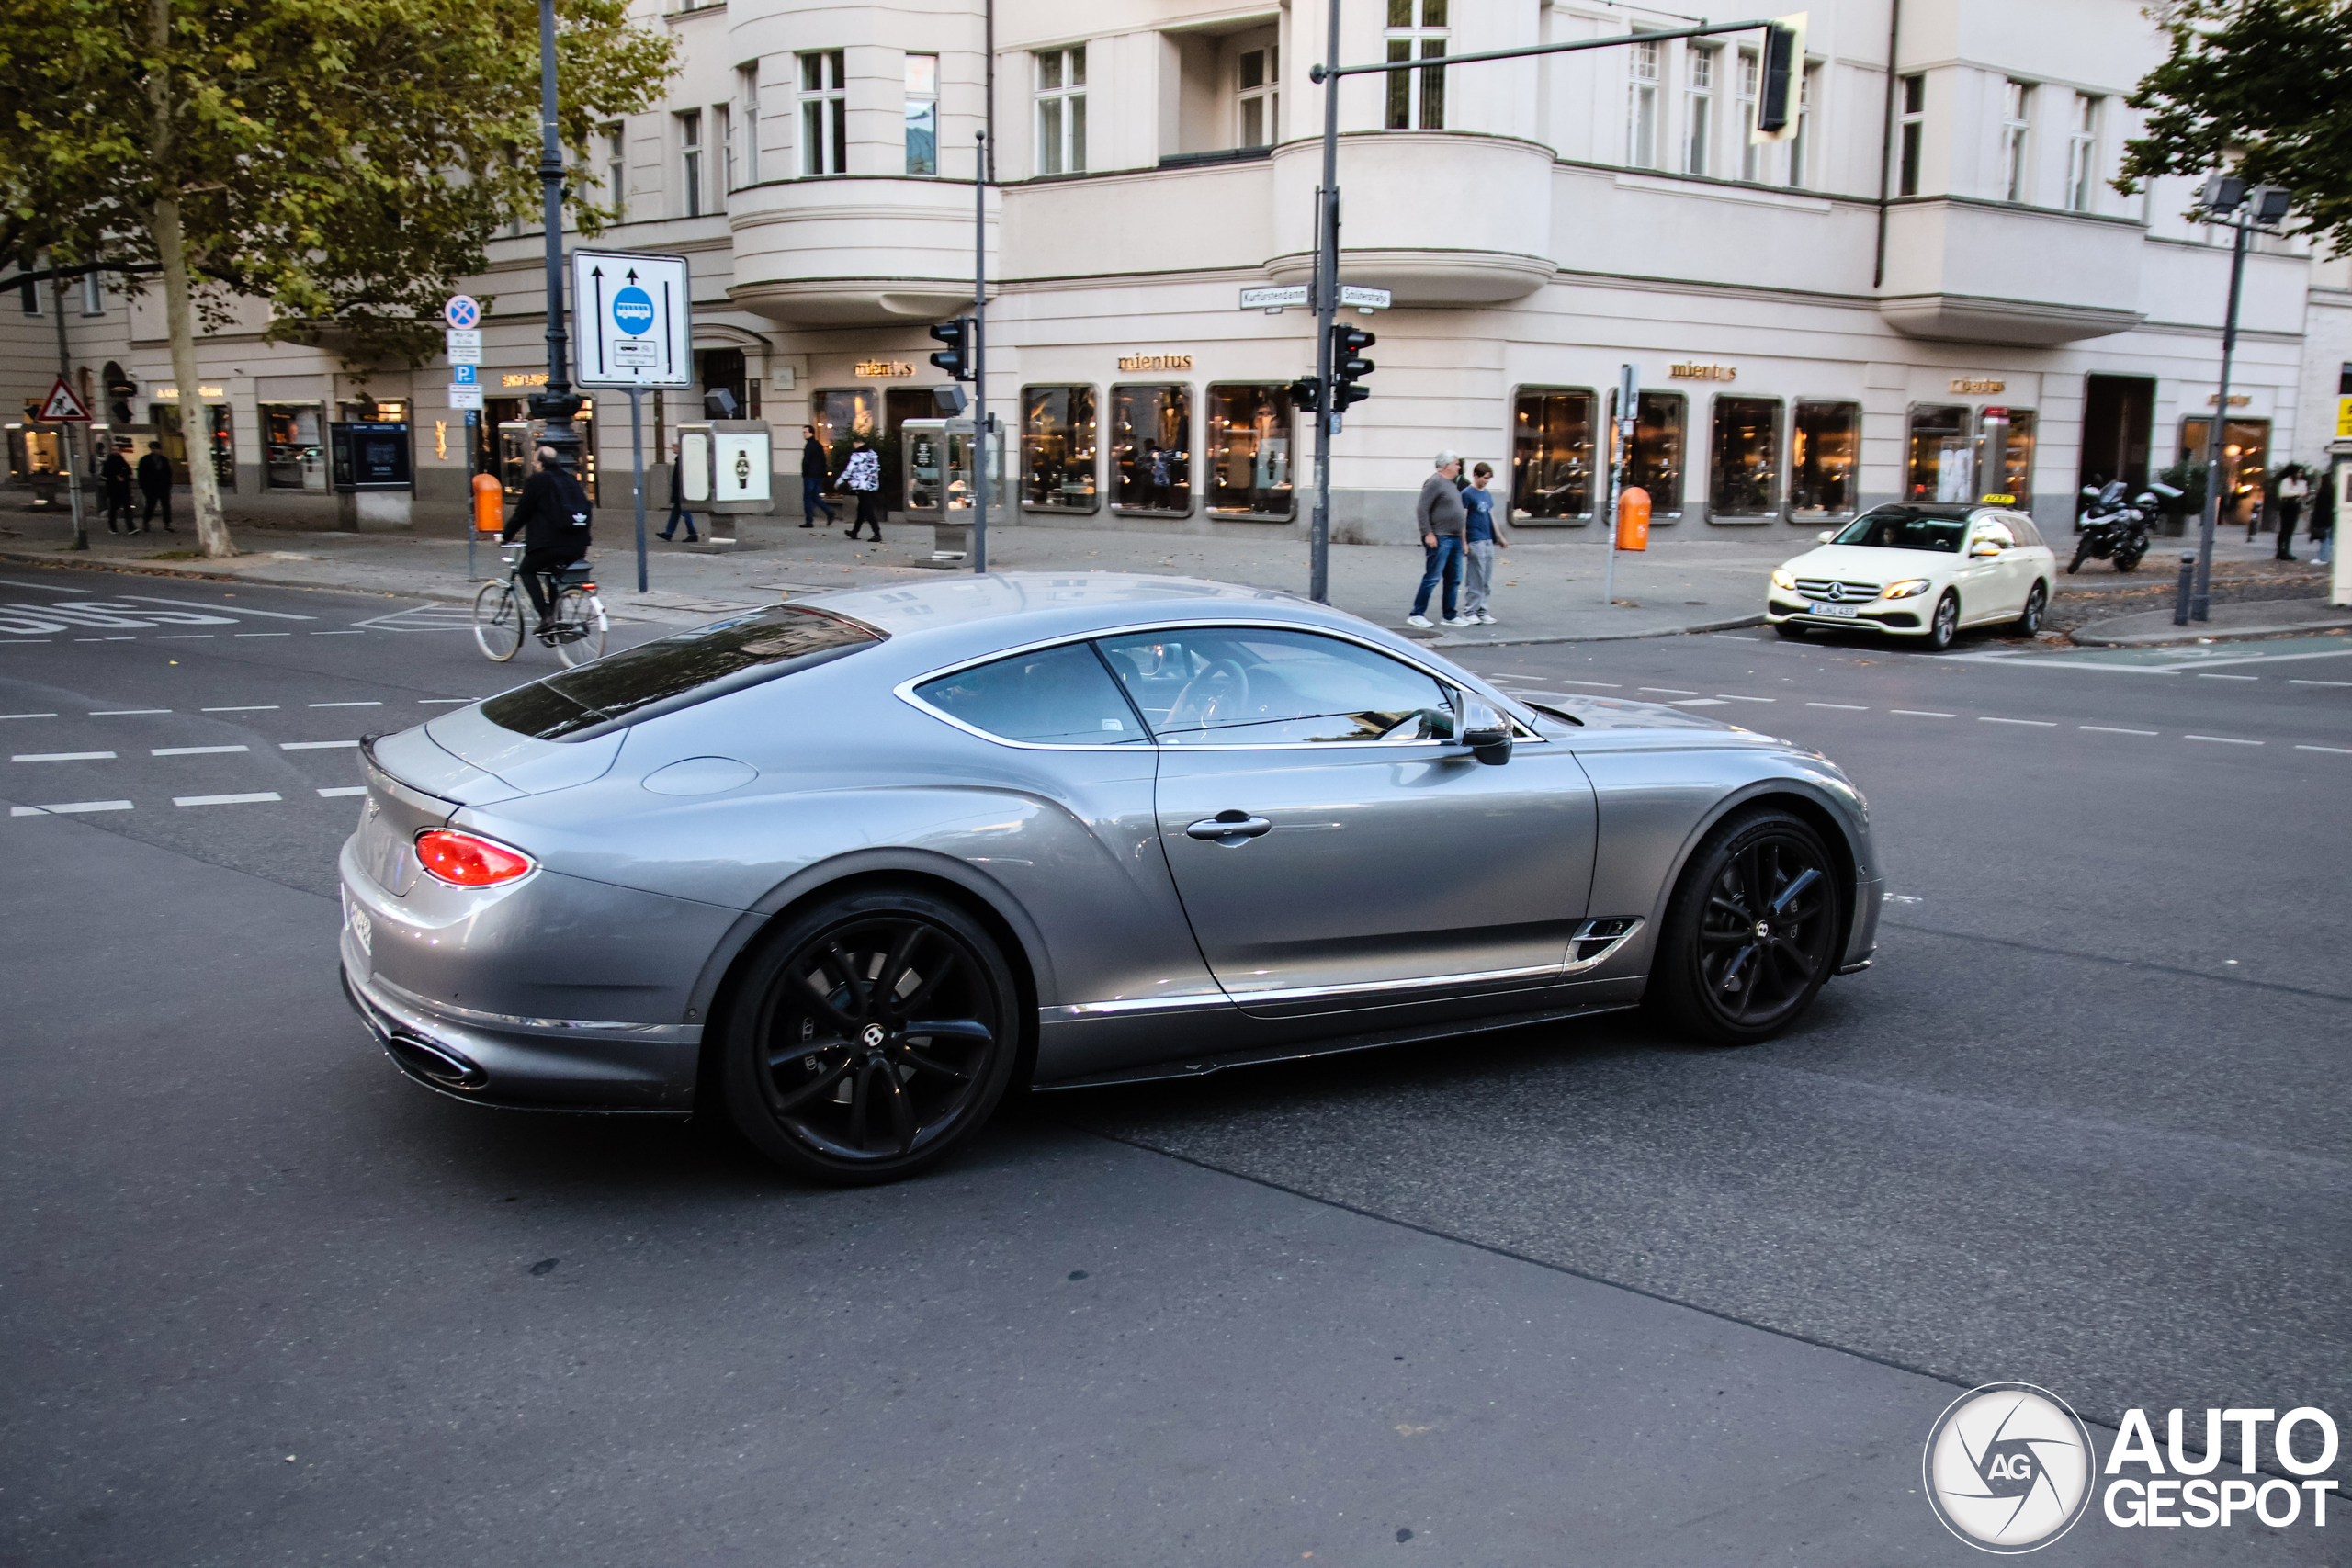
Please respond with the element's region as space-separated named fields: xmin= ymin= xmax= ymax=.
xmin=1809 ymin=603 xmax=1861 ymax=619
xmin=347 ymin=898 xmax=373 ymax=957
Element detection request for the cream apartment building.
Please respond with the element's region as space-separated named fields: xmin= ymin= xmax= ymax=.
xmin=11 ymin=0 xmax=2351 ymax=543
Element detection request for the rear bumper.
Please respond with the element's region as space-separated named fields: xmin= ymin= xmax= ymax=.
xmin=341 ymin=953 xmax=699 ymax=1113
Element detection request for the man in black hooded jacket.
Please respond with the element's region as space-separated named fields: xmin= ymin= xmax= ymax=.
xmin=501 ymin=446 xmax=594 ymax=630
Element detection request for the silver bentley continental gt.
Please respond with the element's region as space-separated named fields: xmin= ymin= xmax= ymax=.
xmin=341 ymin=574 xmax=1879 ymax=1183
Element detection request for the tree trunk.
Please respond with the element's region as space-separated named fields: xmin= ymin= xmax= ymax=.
xmin=153 ymin=197 xmax=232 ymax=558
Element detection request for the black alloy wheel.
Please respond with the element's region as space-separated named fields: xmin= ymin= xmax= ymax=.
xmin=1922 ymin=590 xmax=1961 ymax=652
xmin=719 ymin=888 xmax=1019 ymax=1184
xmin=1646 ymin=808 xmax=1841 ymax=1046
xmin=2015 ymin=581 xmax=2047 ymax=635
xmin=2114 ymin=542 xmax=2145 ymax=571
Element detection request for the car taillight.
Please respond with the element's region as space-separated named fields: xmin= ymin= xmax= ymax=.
xmin=415 ymin=829 xmax=536 ymax=886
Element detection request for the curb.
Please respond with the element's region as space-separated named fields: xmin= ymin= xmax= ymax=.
xmin=2071 ymin=613 xmax=2352 ymax=648
xmin=1419 ymin=613 xmax=1770 ymax=649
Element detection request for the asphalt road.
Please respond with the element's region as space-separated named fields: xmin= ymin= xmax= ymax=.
xmin=3 ymin=565 xmax=2343 ymax=1567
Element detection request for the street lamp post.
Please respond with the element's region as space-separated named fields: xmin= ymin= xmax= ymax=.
xmin=2179 ymin=175 xmax=2290 ymax=626
xmin=528 ymin=0 xmax=583 ymax=478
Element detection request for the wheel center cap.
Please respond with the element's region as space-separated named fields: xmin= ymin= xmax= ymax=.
xmin=1753 ymin=920 xmax=1771 ymax=939
xmin=860 ymin=1022 xmax=887 ymax=1048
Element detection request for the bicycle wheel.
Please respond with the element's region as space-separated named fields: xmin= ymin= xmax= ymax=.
xmin=471 ymin=581 xmax=524 ymax=661
xmin=551 ymin=586 xmax=607 ymax=667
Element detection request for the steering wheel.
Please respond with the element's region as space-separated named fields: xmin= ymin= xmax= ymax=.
xmin=1167 ymin=658 xmax=1250 ymax=731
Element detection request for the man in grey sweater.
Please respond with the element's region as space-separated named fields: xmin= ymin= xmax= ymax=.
xmin=1408 ymin=450 xmax=1469 ymax=627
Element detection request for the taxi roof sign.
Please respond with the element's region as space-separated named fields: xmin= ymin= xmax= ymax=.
xmin=39 ymin=378 xmax=92 ymax=423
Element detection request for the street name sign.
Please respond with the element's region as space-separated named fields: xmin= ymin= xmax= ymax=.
xmin=39 ymin=378 xmax=93 ymax=423
xmin=571 ymin=249 xmax=693 ymax=390
xmin=443 ymin=295 xmax=481 ymax=330
xmin=1240 ymin=286 xmax=1310 ymax=312
xmin=1339 ymin=285 xmax=1392 ymax=310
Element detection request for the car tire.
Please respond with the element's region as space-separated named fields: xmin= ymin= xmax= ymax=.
xmin=1644 ymin=807 xmax=1843 ymax=1047
xmin=1774 ymin=621 xmax=1807 ymax=640
xmin=1922 ymin=590 xmax=1960 ymax=652
xmin=2015 ymin=581 xmax=2047 ymax=636
xmin=718 ymin=886 xmax=1022 ymax=1185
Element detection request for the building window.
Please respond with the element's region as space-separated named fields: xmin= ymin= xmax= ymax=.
xmin=2064 ymin=93 xmax=2099 ymax=212
xmin=739 ymin=67 xmax=762 ymax=186
xmin=1238 ymin=45 xmax=1278 ymax=149
xmin=80 ymin=269 xmax=104 ymax=315
xmin=1384 ymin=0 xmax=1447 ymax=131
xmin=1627 ymin=40 xmax=1660 ymax=167
xmin=905 ymin=53 xmax=939 ymax=175
xmin=2181 ymin=416 xmax=2270 ymax=525
xmin=1978 ymin=407 xmax=2037 ymax=507
xmin=676 ymin=109 xmax=705 ymax=217
xmin=1110 ymin=383 xmax=1189 ymax=514
xmin=1736 ymin=51 xmax=1760 ymax=181
xmin=1790 ymin=401 xmax=1860 ymax=517
xmin=1906 ymin=404 xmax=1973 ymax=502
xmin=801 ymin=51 xmax=847 ymax=176
xmin=1684 ymin=46 xmax=1716 ymax=176
xmin=2000 ymin=81 xmax=2032 ymax=203
xmin=1610 ymin=389 xmax=1686 ymax=514
xmin=1022 ymin=385 xmax=1098 ymax=513
xmin=714 ymin=105 xmax=733 ymax=204
xmin=261 ymin=403 xmax=327 ymax=491
xmin=1709 ymin=396 xmax=1781 ymax=518
xmin=602 ymin=124 xmax=627 ymax=219
xmin=17 ymin=265 xmax=36 ymax=315
xmin=1511 ymin=389 xmax=1596 ymax=520
xmin=1785 ymin=64 xmax=1816 ymax=189
xmin=810 ymin=389 xmax=879 ymax=457
xmin=1036 ymin=47 xmax=1087 ymax=175
xmin=1204 ymin=385 xmax=1297 ymax=519
xmin=1897 ymin=74 xmax=1924 ymax=197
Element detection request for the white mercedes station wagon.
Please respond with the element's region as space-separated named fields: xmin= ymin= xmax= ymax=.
xmin=1766 ymin=502 xmax=2058 ymax=651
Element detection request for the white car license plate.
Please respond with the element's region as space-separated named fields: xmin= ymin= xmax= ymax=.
xmin=347 ymin=898 xmax=373 ymax=957
xmin=1809 ymin=603 xmax=1860 ymax=619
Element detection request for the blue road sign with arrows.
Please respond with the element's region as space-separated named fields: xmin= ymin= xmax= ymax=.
xmin=569 ymin=249 xmax=693 ymax=390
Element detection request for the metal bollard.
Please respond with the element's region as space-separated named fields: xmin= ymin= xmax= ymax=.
xmin=2172 ymin=552 xmax=2195 ymax=626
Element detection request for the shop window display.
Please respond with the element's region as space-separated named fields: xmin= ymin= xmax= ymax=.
xmin=1905 ymin=404 xmax=1972 ymax=502
xmin=1608 ymin=390 xmax=1685 ymax=513
xmin=1110 ymin=384 xmax=1191 ymax=514
xmin=1204 ymin=384 xmax=1296 ymax=519
xmin=1708 ymin=396 xmax=1781 ymax=517
xmin=153 ymin=402 xmax=236 ymax=491
xmin=1789 ymin=400 xmax=1860 ymax=517
xmin=1022 ymin=386 xmax=1099 ymax=513
xmin=263 ymin=403 xmax=328 ymax=491
xmin=2181 ymin=416 xmax=2270 ymax=526
xmin=1510 ymin=389 xmax=1594 ymax=520
xmin=1977 ymin=407 xmax=2036 ymax=507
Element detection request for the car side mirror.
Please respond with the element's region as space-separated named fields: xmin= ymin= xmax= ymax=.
xmin=1816 ymin=529 xmax=1835 ymax=543
xmin=1970 ymin=539 xmax=2003 ymax=558
xmin=1458 ymin=698 xmax=1512 ymax=766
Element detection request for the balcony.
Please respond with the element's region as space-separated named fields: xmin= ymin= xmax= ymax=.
xmin=1877 ymin=198 xmax=2146 ymax=345
xmin=728 ymin=177 xmax=998 ymax=328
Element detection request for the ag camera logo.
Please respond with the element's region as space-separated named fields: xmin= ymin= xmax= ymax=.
xmin=1923 ymin=1383 xmax=2095 ymax=1553
xmin=610 ymin=285 xmax=655 ymax=337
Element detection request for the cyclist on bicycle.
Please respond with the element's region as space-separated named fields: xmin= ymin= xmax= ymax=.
xmin=501 ymin=446 xmax=594 ymax=634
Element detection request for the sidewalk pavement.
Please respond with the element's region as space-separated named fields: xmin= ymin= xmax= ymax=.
xmin=0 ymin=502 xmax=2310 ymax=647
xmin=2074 ymin=592 xmax=2352 ymax=646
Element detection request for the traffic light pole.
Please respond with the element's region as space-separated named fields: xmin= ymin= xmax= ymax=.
xmin=2190 ymin=216 xmax=2249 ymax=624
xmin=528 ymin=0 xmax=582 ymax=477
xmin=973 ymin=129 xmax=989 ymax=575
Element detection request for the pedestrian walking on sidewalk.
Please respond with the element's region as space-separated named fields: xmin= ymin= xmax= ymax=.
xmin=136 ymin=442 xmax=174 ymax=532
xmin=2274 ymin=466 xmax=2308 ymax=561
xmin=841 ymin=434 xmax=883 ymax=541
xmin=800 ymin=424 xmax=835 ymax=528
xmin=657 ymin=439 xmax=699 ymax=542
xmin=1407 ymin=451 xmax=1468 ymax=628
xmin=100 ymin=445 xmax=134 ymax=534
xmin=1459 ymin=462 xmax=1511 ymax=625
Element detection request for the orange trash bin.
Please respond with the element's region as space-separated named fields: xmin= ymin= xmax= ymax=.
xmin=472 ymin=471 xmax=504 ymax=533
xmin=1615 ymin=486 xmax=1652 ymax=550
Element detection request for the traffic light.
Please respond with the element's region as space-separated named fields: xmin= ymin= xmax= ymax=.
xmin=929 ymin=318 xmax=974 ymax=381
xmin=1287 ymin=375 xmax=1324 ymax=413
xmin=1330 ymin=323 xmax=1375 ymax=411
xmin=1753 ymin=15 xmax=1807 ymax=140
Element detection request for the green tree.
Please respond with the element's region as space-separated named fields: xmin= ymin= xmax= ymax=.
xmin=0 ymin=0 xmax=675 ymax=558
xmin=2120 ymin=0 xmax=2352 ymax=255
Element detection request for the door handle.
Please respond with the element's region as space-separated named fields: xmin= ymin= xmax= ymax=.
xmin=1185 ymin=811 xmax=1274 ymax=842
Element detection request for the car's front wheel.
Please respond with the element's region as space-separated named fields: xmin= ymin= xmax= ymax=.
xmin=718 ymin=886 xmax=1021 ymax=1184
xmin=1922 ymin=590 xmax=1961 ymax=651
xmin=2015 ymin=581 xmax=2047 ymax=636
xmin=1645 ymin=807 xmax=1842 ymax=1046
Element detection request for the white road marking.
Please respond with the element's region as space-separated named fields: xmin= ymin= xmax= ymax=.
xmin=152 ymin=745 xmax=249 ymax=756
xmin=1807 ymin=702 xmax=1867 ymax=710
xmin=2295 ymin=744 xmax=2352 ymax=755
xmin=1550 ymin=680 xmax=1623 ymax=688
xmin=1979 ymin=716 xmax=2056 ymax=727
xmin=310 ymin=630 xmax=365 ymax=636
xmin=1889 ymin=709 xmax=1955 ymax=717
xmin=11 ymin=799 xmax=132 ymax=816
xmin=418 ymin=698 xmax=470 ymax=705
xmin=89 ymin=709 xmax=169 ymax=716
xmin=1671 ymin=698 xmax=1728 ymax=707
xmin=1 ymin=713 xmax=58 ymax=719
xmin=174 ymin=792 xmax=282 ymax=807
xmin=14 ymin=751 xmax=116 ymax=762
xmin=154 ymin=635 xmax=214 ymax=640
xmin=201 ymin=705 xmax=278 ymax=712
xmin=2196 ymin=672 xmax=2259 ymax=681
xmin=2081 ymin=726 xmax=2158 ymax=736
xmin=2289 ymin=679 xmax=2352 ymax=687
xmin=309 ymin=701 xmax=381 ymax=707
xmin=2184 ymin=735 xmax=2262 ymax=745
xmin=280 ymin=740 xmax=360 ymax=750
xmin=1713 ymin=694 xmax=1775 ymax=703
xmin=316 ymin=785 xmax=369 ymax=797
xmin=118 ymin=593 xmax=315 ymax=620
xmin=1640 ymin=687 xmax=1700 ymax=696
xmin=235 ymin=633 xmax=291 ymax=638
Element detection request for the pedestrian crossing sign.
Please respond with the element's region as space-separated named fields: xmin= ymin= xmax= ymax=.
xmin=39 ymin=378 xmax=93 ymax=423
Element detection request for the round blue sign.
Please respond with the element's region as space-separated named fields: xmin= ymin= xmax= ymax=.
xmin=611 ymin=287 xmax=655 ymax=337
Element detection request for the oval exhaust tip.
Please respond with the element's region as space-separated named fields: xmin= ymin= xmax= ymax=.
xmin=385 ymin=1032 xmax=489 ymax=1090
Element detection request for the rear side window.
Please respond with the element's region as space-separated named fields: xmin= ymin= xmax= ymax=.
xmin=1096 ymin=626 xmax=1453 ymax=745
xmin=914 ymin=641 xmax=1148 ymax=745
xmin=482 ymin=605 xmax=883 ymax=739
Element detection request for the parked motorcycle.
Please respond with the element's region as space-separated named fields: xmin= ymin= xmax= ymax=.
xmin=2069 ymin=480 xmax=2180 ymax=573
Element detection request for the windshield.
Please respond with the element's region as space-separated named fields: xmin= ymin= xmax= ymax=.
xmin=481 ymin=605 xmax=884 ymax=740
xmin=1830 ymin=505 xmax=1972 ymax=553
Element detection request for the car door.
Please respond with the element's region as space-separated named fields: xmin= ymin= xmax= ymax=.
xmin=1098 ymin=626 xmax=1597 ymax=1017
xmin=1958 ymin=516 xmax=2021 ymax=621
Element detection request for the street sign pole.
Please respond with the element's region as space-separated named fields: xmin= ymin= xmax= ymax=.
xmin=49 ymin=276 xmax=86 ymax=552
xmin=973 ymin=130 xmax=989 ymax=576
xmin=1307 ymin=0 xmax=1341 ymax=604
xmin=629 ymin=388 xmax=649 ymax=593
xmin=1603 ymin=363 xmax=1636 ymax=608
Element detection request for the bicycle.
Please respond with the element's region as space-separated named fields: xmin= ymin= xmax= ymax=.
xmin=471 ymin=546 xmax=608 ymax=666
